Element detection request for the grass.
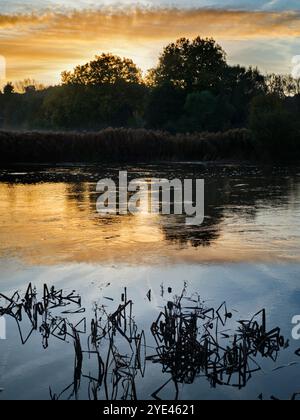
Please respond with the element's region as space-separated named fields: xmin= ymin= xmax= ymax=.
xmin=0 ymin=128 xmax=256 ymax=163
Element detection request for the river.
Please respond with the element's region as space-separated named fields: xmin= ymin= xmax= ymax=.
xmin=0 ymin=163 xmax=300 ymax=400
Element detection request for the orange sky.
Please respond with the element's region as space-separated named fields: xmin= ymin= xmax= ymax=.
xmin=0 ymin=8 xmax=300 ymax=84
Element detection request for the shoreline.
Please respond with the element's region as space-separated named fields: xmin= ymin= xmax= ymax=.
xmin=1 ymin=128 xmax=298 ymax=164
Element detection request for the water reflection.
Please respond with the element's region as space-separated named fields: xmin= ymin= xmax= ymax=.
xmin=0 ymin=282 xmax=292 ymax=401
xmin=0 ymin=164 xmax=299 ymax=264
xmin=1 ymin=164 xmax=300 ymax=400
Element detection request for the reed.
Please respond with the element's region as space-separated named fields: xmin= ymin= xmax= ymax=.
xmin=0 ymin=128 xmax=255 ymax=163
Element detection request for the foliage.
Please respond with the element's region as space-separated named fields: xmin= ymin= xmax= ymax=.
xmin=249 ymin=95 xmax=300 ymax=160
xmin=14 ymin=79 xmax=45 ymax=93
xmin=61 ymin=53 xmax=142 ymax=85
xmin=3 ymin=82 xmax=14 ymax=95
xmin=145 ymin=82 xmax=186 ymax=130
xmin=0 ymin=37 xmax=300 ymax=161
xmin=180 ymin=91 xmax=235 ymax=132
xmin=148 ymin=37 xmax=227 ymax=92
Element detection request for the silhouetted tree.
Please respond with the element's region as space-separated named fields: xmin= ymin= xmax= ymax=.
xmin=181 ymin=91 xmax=234 ymax=132
xmin=183 ymin=91 xmax=218 ymax=132
xmin=41 ymin=82 xmax=146 ymax=130
xmin=0 ymin=35 xmax=299 ymax=161
xmin=249 ymin=95 xmax=299 ymax=160
xmin=148 ymin=37 xmax=227 ymax=93
xmin=145 ymin=82 xmax=185 ymax=130
xmin=266 ymin=74 xmax=300 ymax=97
xmin=14 ymin=79 xmax=45 ymax=93
xmin=223 ymin=66 xmax=266 ymax=126
xmin=3 ymin=82 xmax=14 ymax=95
xmin=61 ymin=53 xmax=142 ymax=85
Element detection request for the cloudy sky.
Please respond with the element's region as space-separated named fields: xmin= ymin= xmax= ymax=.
xmin=0 ymin=1 xmax=299 ymax=84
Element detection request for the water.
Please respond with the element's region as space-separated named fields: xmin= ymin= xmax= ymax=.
xmin=0 ymin=163 xmax=300 ymax=400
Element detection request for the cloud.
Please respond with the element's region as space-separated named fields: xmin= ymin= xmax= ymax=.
xmin=2 ymin=0 xmax=300 ymax=13
xmin=2 ymin=8 xmax=300 ymax=38
xmin=0 ymin=55 xmax=6 ymax=81
xmin=0 ymin=8 xmax=300 ymax=83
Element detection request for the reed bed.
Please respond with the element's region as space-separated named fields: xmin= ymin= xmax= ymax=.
xmin=0 ymin=128 xmax=255 ymax=163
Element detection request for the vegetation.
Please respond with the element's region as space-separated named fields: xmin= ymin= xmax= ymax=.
xmin=0 ymin=128 xmax=254 ymax=163
xmin=61 ymin=53 xmax=142 ymax=85
xmin=0 ymin=37 xmax=300 ymax=162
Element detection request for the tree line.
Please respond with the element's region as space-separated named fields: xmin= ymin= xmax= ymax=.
xmin=1 ymin=37 xmax=300 ymax=160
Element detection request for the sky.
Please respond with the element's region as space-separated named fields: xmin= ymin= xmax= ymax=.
xmin=0 ymin=1 xmax=300 ymax=85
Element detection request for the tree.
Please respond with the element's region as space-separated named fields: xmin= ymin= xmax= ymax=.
xmin=61 ymin=53 xmax=142 ymax=85
xmin=41 ymin=83 xmax=146 ymax=130
xmin=266 ymin=74 xmax=287 ymax=98
xmin=179 ymin=91 xmax=234 ymax=132
xmin=223 ymin=66 xmax=266 ymax=126
xmin=183 ymin=91 xmax=217 ymax=132
xmin=3 ymin=82 xmax=14 ymax=95
xmin=14 ymin=79 xmax=45 ymax=93
xmin=145 ymin=82 xmax=186 ymax=129
xmin=148 ymin=37 xmax=227 ymax=93
xmin=266 ymin=74 xmax=300 ymax=97
xmin=249 ymin=95 xmax=299 ymax=160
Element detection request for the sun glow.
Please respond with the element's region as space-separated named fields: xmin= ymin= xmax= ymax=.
xmin=1 ymin=8 xmax=300 ymax=84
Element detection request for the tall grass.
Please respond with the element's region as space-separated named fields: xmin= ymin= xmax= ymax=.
xmin=0 ymin=128 xmax=255 ymax=163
